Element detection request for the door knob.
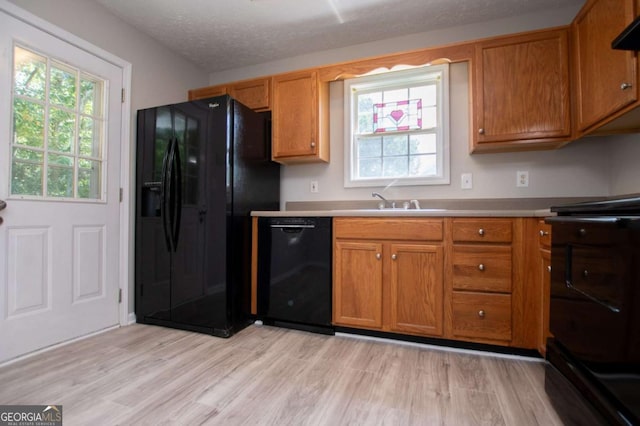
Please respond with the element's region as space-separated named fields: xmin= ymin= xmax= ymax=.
xmin=391 ymin=254 xmax=397 ymax=260
xmin=478 ymin=264 xmax=485 ymax=271
xmin=376 ymin=253 xmax=381 ymax=260
xmin=478 ymin=310 xmax=486 ymax=318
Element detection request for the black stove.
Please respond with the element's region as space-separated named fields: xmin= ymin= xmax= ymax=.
xmin=545 ymin=195 xmax=640 ymax=425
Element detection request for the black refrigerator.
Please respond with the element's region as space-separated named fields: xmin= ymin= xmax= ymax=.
xmin=135 ymin=95 xmax=279 ymax=337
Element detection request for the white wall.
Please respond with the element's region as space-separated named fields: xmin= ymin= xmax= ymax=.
xmin=208 ymin=2 xmax=636 ymax=207
xmin=280 ymin=63 xmax=612 ymax=206
xmin=609 ymin=133 xmax=640 ymax=195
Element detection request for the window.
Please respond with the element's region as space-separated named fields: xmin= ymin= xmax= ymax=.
xmin=344 ymin=65 xmax=449 ymax=187
xmin=11 ymin=45 xmax=106 ymax=200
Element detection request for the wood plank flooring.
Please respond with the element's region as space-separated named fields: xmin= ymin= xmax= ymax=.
xmin=0 ymin=324 xmax=566 ymax=425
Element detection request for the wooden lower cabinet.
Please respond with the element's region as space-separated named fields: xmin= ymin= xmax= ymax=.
xmin=389 ymin=243 xmax=444 ymax=336
xmin=451 ymin=291 xmax=512 ymax=342
xmin=333 ymin=240 xmax=383 ymax=329
xmin=333 ymin=218 xmax=444 ymax=338
xmin=332 ymin=216 xmax=543 ymax=349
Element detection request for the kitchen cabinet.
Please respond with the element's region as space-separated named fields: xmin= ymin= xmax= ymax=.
xmin=538 ymin=220 xmax=552 ymax=356
xmin=573 ymin=0 xmax=639 ymax=134
xmin=271 ymin=70 xmax=329 ymax=164
xmin=333 ymin=240 xmax=383 ymax=329
xmin=472 ymin=28 xmax=572 ymax=153
xmin=333 ymin=218 xmax=444 ymax=337
xmin=188 ymin=77 xmax=271 ymax=111
xmin=447 ymin=219 xmax=517 ymax=344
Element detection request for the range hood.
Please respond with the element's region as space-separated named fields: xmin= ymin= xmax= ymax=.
xmin=612 ymin=15 xmax=640 ymax=50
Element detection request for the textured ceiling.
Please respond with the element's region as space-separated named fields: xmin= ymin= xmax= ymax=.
xmin=95 ymin=0 xmax=584 ymax=73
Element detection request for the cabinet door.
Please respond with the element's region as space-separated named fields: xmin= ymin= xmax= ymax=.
xmin=272 ymin=70 xmax=328 ymax=163
xmin=188 ymin=85 xmax=227 ymax=101
xmin=574 ymin=0 xmax=638 ymax=132
xmin=389 ymin=244 xmax=444 ymax=336
xmin=228 ymin=78 xmax=270 ymax=111
xmin=333 ymin=240 xmax=383 ymax=329
xmin=539 ymin=248 xmax=552 ymax=355
xmin=473 ymin=28 xmax=571 ymax=151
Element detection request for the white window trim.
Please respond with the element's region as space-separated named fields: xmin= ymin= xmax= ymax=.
xmin=343 ymin=64 xmax=450 ymax=188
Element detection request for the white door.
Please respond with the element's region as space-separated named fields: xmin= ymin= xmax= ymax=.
xmin=0 ymin=10 xmax=123 ymax=363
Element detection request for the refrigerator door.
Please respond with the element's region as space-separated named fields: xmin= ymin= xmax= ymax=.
xmin=167 ymin=102 xmax=207 ymax=328
xmin=136 ymin=106 xmax=172 ymax=321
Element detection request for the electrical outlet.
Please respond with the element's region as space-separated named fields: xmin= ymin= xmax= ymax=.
xmin=517 ymin=171 xmax=529 ymax=187
xmin=461 ymin=173 xmax=473 ymax=189
xmin=310 ymin=180 xmax=319 ymax=193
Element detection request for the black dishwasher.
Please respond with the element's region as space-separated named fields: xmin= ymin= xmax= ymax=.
xmin=257 ymin=217 xmax=333 ymax=334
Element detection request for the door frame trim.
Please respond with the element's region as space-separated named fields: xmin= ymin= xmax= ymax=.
xmin=0 ymin=0 xmax=133 ymax=327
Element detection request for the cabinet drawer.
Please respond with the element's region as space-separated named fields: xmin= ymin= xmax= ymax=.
xmin=334 ymin=218 xmax=443 ymax=241
xmin=451 ymin=291 xmax=512 ymax=342
xmin=452 ymin=219 xmax=512 ymax=243
xmin=452 ymin=246 xmax=512 ymax=292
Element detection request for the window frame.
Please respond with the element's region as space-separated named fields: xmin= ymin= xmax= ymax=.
xmin=10 ymin=43 xmax=108 ymax=203
xmin=343 ymin=64 xmax=450 ymax=188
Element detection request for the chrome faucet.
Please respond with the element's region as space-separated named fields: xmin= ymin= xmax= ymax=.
xmin=372 ymin=192 xmax=395 ymax=209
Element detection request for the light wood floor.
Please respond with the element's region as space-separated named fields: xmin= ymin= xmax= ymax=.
xmin=0 ymin=324 xmax=566 ymax=425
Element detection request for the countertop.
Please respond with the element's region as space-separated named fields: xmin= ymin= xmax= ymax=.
xmin=251 ymin=197 xmax=603 ymax=218
xmin=251 ymin=208 xmax=553 ymax=217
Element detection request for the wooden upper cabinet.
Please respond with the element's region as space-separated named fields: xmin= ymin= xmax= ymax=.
xmin=188 ymin=84 xmax=227 ymax=101
xmin=188 ymin=77 xmax=270 ymax=111
xmin=272 ymin=70 xmax=329 ymax=164
xmin=227 ymin=77 xmax=271 ymax=111
xmin=573 ymin=0 xmax=638 ymax=133
xmin=472 ymin=28 xmax=572 ymax=153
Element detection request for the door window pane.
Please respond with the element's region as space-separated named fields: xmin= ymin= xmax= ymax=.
xmin=11 ymin=148 xmax=43 ymax=196
xmin=13 ymin=98 xmax=45 ymax=148
xmin=50 ymin=64 xmax=77 ymax=109
xmin=13 ymin=48 xmax=46 ymax=100
xmin=48 ymin=107 xmax=75 ymax=153
xmin=11 ymin=45 xmax=106 ymax=200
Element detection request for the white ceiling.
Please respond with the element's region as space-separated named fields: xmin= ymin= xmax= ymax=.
xmin=95 ymin=0 xmax=584 ymax=74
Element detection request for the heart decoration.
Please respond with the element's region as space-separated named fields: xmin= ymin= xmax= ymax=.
xmin=390 ymin=109 xmax=404 ymax=123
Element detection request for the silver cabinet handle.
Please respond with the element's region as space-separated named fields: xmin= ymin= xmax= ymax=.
xmin=391 ymin=254 xmax=397 ymax=260
xmin=539 ymin=230 xmax=549 ymax=236
xmin=478 ymin=310 xmax=486 ymax=318
xmin=376 ymin=253 xmax=381 ymax=260
xmin=478 ymin=228 xmax=485 ymax=236
xmin=547 ymin=265 xmax=552 ymax=273
xmin=478 ymin=264 xmax=485 ymax=271
xmin=310 ymin=142 xmax=316 ymax=148
xmin=621 ymin=83 xmax=633 ymax=90
xmin=478 ymin=128 xmax=485 ymax=135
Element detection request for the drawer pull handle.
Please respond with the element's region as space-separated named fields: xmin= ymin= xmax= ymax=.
xmin=376 ymin=253 xmax=381 ymax=260
xmin=579 ymin=228 xmax=587 ymax=237
xmin=478 ymin=264 xmax=485 ymax=271
xmin=310 ymin=142 xmax=316 ymax=148
xmin=539 ymin=230 xmax=549 ymax=236
xmin=478 ymin=128 xmax=485 ymax=135
xmin=478 ymin=228 xmax=485 ymax=236
xmin=583 ymin=269 xmax=589 ymax=278
xmin=548 ymin=265 xmax=552 ymax=273
xmin=621 ymin=82 xmax=633 ymax=90
xmin=391 ymin=254 xmax=397 ymax=260
xmin=478 ymin=310 xmax=486 ymax=318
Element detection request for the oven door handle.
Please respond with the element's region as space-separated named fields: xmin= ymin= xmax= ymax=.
xmin=564 ymin=246 xmax=621 ymax=313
